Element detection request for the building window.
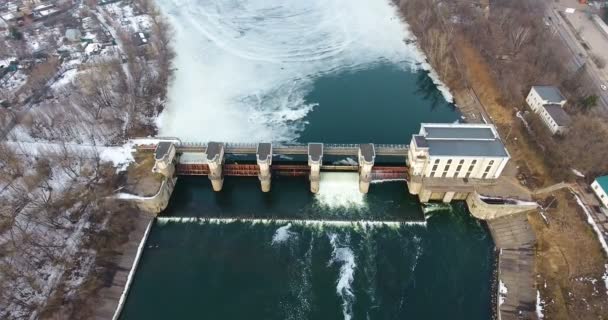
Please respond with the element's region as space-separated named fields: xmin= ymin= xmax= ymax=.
xmin=482 ymin=172 xmax=488 ymax=179
xmin=459 ymin=159 xmax=464 ymax=165
xmin=432 ymin=165 xmax=438 ymax=171
xmin=434 ymin=159 xmax=440 ymax=164
xmin=455 ymin=165 xmax=462 ymax=177
xmin=447 ymin=159 xmax=452 ymax=164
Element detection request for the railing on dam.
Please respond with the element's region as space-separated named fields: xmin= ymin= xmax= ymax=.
xmin=136 ymin=142 xmax=409 ymax=156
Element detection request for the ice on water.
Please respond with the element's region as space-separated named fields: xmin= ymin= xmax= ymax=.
xmin=156 ymin=0 xmax=431 ymax=142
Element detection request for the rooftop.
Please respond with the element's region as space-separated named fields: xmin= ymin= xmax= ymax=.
xmin=417 ymin=123 xmax=509 ymax=158
xmin=256 ymin=143 xmax=272 ymax=162
xmin=596 ymin=176 xmax=608 ymax=192
xmin=414 ymin=135 xmax=428 ymax=148
xmin=206 ymin=142 xmax=224 ymax=162
xmin=308 ymin=143 xmax=323 ymax=162
xmin=154 ymin=141 xmax=172 ymax=160
xmin=532 ymin=86 xmax=566 ymax=103
xmin=359 ymin=143 xmax=375 ymax=163
xmin=424 ymin=126 xmax=495 ymax=140
xmin=542 ymin=104 xmax=571 ymax=126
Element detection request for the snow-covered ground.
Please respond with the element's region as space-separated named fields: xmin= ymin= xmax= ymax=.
xmin=0 ymin=148 xmax=115 ymax=319
xmin=0 ymin=1 xmax=163 ymax=318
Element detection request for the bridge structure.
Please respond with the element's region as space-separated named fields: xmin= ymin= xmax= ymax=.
xmin=141 ymin=141 xmax=410 ymax=194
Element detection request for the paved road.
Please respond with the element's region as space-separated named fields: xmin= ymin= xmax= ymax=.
xmin=547 ymin=8 xmax=608 ymax=111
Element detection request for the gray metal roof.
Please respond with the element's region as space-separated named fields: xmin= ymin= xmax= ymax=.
xmin=359 ymin=143 xmax=375 ymax=163
xmin=542 ymin=104 xmax=571 ymax=126
xmin=425 ymin=126 xmax=495 ymax=140
xmin=414 ymin=135 xmax=428 ymax=148
xmin=532 ymin=86 xmax=565 ymax=103
xmin=418 ymin=124 xmax=509 ymax=158
xmin=206 ymin=142 xmax=224 ymax=162
xmin=154 ymin=142 xmax=172 ymax=160
xmin=308 ymin=143 xmax=323 ymax=162
xmin=427 ymin=139 xmax=509 ymax=157
xmin=256 ymin=143 xmax=272 ymax=161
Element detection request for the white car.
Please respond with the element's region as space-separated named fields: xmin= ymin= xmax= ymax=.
xmin=601 ymin=84 xmax=607 ymax=91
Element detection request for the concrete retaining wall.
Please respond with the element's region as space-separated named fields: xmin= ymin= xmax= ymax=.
xmin=467 ymin=192 xmax=538 ymax=220
xmin=118 ymin=177 xmax=177 ymax=215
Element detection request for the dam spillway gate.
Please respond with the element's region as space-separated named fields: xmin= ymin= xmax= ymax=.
xmin=141 ymin=141 xmax=410 ymax=194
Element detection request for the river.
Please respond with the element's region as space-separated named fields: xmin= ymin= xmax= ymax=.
xmin=119 ymin=0 xmax=495 ymax=319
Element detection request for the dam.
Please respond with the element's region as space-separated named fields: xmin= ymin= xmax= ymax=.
xmin=124 ymin=123 xmax=536 ymax=221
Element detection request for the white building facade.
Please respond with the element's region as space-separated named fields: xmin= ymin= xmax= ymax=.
xmin=591 ymin=176 xmax=608 ymax=208
xmin=408 ymin=123 xmax=510 ymax=180
xmin=537 ymin=104 xmax=571 ymax=135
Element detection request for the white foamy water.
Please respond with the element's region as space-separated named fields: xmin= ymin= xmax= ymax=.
xmin=271 ymin=223 xmax=296 ymax=245
xmin=328 ymin=233 xmax=357 ymax=320
xmin=155 ymin=217 xmax=426 ymax=227
xmin=315 ymin=172 xmax=366 ymax=209
xmin=155 ymin=0 xmax=447 ymax=142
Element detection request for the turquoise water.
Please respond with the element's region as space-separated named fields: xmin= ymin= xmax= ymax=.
xmin=119 ymin=67 xmax=495 ymax=320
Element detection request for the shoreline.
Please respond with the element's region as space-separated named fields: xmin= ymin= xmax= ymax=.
xmin=90 ymin=212 xmax=154 ymax=320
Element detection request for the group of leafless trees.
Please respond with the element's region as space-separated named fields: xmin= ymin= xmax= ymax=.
xmin=1 ymin=0 xmax=176 ymax=318
xmin=0 ymin=143 xmax=138 ymax=319
xmin=398 ymin=0 xmax=608 ymax=180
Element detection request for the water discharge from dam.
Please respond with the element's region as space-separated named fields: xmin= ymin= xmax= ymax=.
xmin=120 ymin=0 xmax=495 ymax=319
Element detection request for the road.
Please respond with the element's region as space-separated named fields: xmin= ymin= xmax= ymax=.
xmin=546 ymin=8 xmax=608 ymax=111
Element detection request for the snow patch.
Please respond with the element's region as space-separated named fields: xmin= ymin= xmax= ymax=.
xmin=99 ymin=142 xmax=135 ymax=171
xmin=536 ymin=290 xmax=544 ymax=319
xmin=571 ymin=168 xmax=585 ymax=178
xmin=499 ymin=280 xmax=508 ymax=306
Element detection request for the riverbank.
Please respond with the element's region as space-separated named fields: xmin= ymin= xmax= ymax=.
xmin=90 ymin=212 xmax=154 ymax=320
xmin=397 ymin=0 xmax=608 ymax=318
xmin=486 ymin=213 xmax=537 ymax=319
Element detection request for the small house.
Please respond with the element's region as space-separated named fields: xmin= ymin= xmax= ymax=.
xmin=526 ymin=86 xmax=571 ymax=135
xmin=591 ymin=176 xmax=608 ymax=208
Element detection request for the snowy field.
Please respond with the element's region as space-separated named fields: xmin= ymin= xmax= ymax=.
xmin=156 ymin=0 xmax=452 ymax=142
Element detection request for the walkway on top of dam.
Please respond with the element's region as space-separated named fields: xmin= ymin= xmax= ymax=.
xmin=136 ymin=142 xmax=410 ymax=157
